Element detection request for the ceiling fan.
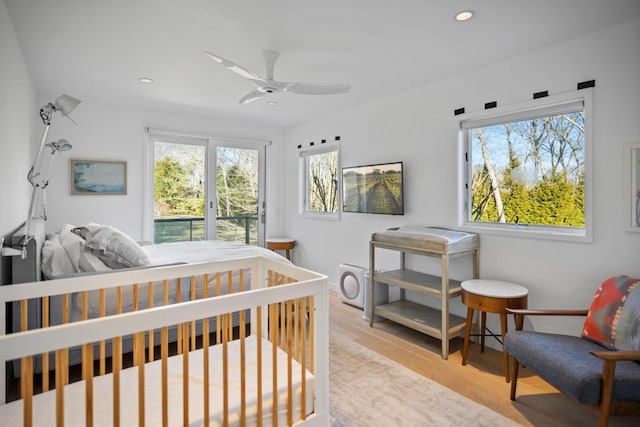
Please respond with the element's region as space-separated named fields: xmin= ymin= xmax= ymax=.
xmin=204 ymin=50 xmax=351 ymax=104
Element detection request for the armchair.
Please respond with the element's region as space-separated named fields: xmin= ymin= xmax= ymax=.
xmin=504 ymin=276 xmax=640 ymax=427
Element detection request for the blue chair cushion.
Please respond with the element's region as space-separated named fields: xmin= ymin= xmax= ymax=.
xmin=505 ymin=331 xmax=640 ymax=405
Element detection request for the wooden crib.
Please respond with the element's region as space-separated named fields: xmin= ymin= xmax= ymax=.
xmin=0 ymin=256 xmax=328 ymax=426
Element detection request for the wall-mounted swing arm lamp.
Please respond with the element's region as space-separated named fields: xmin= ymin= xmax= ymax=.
xmin=12 ymin=94 xmax=82 ymax=259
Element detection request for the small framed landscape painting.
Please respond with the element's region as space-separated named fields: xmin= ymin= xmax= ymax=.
xmin=71 ymin=159 xmax=127 ymax=195
xmin=624 ymin=144 xmax=640 ymax=231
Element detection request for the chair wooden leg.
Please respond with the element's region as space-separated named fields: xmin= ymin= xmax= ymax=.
xmin=480 ymin=311 xmax=487 ymax=352
xmin=510 ymin=358 xmax=520 ymax=401
xmin=599 ymin=359 xmax=616 ymax=427
xmin=500 ymin=313 xmax=510 ymax=382
xmin=461 ymin=307 xmax=474 ymax=365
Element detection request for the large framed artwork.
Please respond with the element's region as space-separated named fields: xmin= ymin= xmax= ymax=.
xmin=71 ymin=159 xmax=127 ymax=195
xmin=342 ymin=161 xmax=404 ymax=215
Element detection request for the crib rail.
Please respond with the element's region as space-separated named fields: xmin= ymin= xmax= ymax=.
xmin=0 ymin=257 xmax=329 ymax=427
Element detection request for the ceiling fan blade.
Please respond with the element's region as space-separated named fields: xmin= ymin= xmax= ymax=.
xmin=284 ymin=82 xmax=351 ymax=95
xmin=204 ymin=51 xmax=265 ymax=82
xmin=239 ymin=90 xmax=265 ymax=105
xmin=263 ymin=50 xmax=280 ymax=81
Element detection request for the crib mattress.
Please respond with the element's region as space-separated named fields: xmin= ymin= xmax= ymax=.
xmin=371 ymin=226 xmax=479 ymax=254
xmin=2 ymin=335 xmax=314 ymax=426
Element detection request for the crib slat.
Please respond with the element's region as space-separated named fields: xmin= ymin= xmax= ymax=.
xmin=148 ymin=282 xmax=154 ymax=362
xmin=84 ymin=343 xmax=94 ymax=427
xmin=61 ymin=294 xmax=69 ymax=387
xmin=177 ymin=278 xmax=183 ymax=355
xmin=240 ymin=318 xmax=246 ymax=425
xmin=161 ymin=327 xmax=168 ymax=427
xmin=301 ymin=296 xmax=307 ymax=419
xmin=216 ymin=273 xmax=221 ymax=344
xmin=42 ymin=295 xmax=49 ymax=392
xmin=203 ymin=273 xmax=210 ymax=427
xmin=287 ymin=299 xmax=293 ymax=427
xmin=279 ymin=274 xmax=286 ymax=348
xmin=270 ymin=302 xmax=278 ymax=427
xmin=55 ymin=350 xmax=65 ymax=427
xmin=227 ymin=271 xmax=233 ymax=340
xmin=82 ymin=291 xmax=88 ymax=382
xmin=222 ymin=312 xmax=229 ymax=426
xmin=100 ymin=289 xmax=106 ymax=376
xmin=117 ymin=286 xmax=123 ymax=314
xmin=189 ymin=276 xmax=196 ymax=351
xmin=181 ymin=322 xmax=189 ymax=426
xmin=133 ymin=284 xmax=141 ymax=367
xmin=256 ymin=305 xmax=263 ymax=427
xmin=113 ymin=336 xmax=122 ymax=427
xmin=310 ymin=295 xmax=315 ymax=374
xmin=202 ymin=317 xmax=210 ymax=427
xmin=82 ymin=291 xmax=88 ymax=320
xmin=21 ymin=299 xmax=27 ymax=332
xmin=294 ymin=298 xmax=299 ymax=361
xmin=21 ymin=356 xmax=33 ymax=427
xmin=136 ymin=333 xmax=146 ymax=427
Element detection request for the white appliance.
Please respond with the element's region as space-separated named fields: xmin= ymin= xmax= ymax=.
xmin=338 ymin=264 xmax=389 ymax=320
xmin=338 ymin=264 xmax=367 ymax=309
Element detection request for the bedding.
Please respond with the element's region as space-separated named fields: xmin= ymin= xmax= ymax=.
xmin=64 ymin=239 xmax=291 ymax=321
xmin=39 ymin=224 xmax=291 ymax=324
xmin=41 ymin=223 xmax=288 ymax=280
xmin=12 ymin=222 xmax=291 ymax=355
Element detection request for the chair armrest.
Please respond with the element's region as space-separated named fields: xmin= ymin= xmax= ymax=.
xmin=506 ymin=309 xmax=589 ymax=330
xmin=506 ymin=309 xmax=589 ymax=316
xmin=591 ymin=350 xmax=640 ymax=362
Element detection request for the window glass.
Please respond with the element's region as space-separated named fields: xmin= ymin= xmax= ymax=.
xmin=460 ymin=95 xmax=590 ymax=239
xmin=302 ymin=147 xmax=339 ymax=216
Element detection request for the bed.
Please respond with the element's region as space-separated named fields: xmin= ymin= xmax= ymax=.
xmin=6 ymin=219 xmax=293 ymax=373
xmin=0 ymin=253 xmax=329 ymax=426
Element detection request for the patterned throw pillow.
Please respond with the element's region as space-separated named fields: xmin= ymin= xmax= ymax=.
xmin=582 ymin=275 xmax=640 ymax=351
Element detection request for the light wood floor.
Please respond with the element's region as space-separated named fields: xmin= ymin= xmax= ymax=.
xmin=328 ymin=290 xmax=640 ymax=427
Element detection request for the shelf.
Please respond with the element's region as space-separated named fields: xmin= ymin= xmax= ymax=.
xmin=374 ymin=300 xmax=467 ymax=339
xmin=369 ymin=227 xmax=479 ymax=359
xmin=373 ymin=269 xmax=462 ymax=298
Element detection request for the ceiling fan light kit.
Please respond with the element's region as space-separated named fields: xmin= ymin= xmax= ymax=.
xmin=204 ymin=50 xmax=351 ymax=104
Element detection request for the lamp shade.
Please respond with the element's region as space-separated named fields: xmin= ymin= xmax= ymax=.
xmin=54 ymin=95 xmax=81 ymax=116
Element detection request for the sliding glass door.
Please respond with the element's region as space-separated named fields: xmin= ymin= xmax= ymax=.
xmin=212 ymin=142 xmax=264 ymax=245
xmin=147 ymin=133 xmax=265 ymax=245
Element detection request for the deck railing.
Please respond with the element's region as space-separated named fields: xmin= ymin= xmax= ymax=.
xmin=154 ymin=216 xmax=258 ymax=244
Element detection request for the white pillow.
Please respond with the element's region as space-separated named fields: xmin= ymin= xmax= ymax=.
xmin=41 ymin=233 xmax=75 ymax=279
xmin=73 ymin=223 xmax=150 ymax=269
xmin=58 ymin=224 xmax=111 ymax=274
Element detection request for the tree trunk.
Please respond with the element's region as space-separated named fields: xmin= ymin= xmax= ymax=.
xmin=475 ymin=130 xmax=505 ymax=222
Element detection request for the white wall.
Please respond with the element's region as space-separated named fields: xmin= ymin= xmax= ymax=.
xmin=284 ymin=18 xmax=640 ymax=339
xmin=0 ymin=1 xmax=35 ymax=282
xmin=0 ymin=0 xmax=35 ymax=234
xmin=41 ymin=101 xmax=286 ymax=240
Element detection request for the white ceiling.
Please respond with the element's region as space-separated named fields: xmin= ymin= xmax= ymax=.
xmin=6 ymin=0 xmax=640 ymax=128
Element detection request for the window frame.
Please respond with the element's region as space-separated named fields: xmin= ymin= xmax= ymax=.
xmin=298 ymin=142 xmax=341 ymax=220
xmin=458 ymin=90 xmax=593 ymax=242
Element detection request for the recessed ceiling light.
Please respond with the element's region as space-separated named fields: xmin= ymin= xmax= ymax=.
xmin=455 ymin=10 xmax=475 ymax=22
xmin=139 ymin=77 xmax=154 ymax=83
xmin=267 ymin=101 xmax=278 ymax=106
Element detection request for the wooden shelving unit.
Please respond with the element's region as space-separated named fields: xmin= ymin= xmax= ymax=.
xmin=369 ymin=227 xmax=479 ymax=359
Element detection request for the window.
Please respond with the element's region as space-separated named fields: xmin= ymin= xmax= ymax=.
xmin=300 ymin=144 xmax=340 ymax=218
xmin=459 ymin=92 xmax=592 ymax=241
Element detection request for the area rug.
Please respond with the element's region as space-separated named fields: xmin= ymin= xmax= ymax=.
xmin=329 ymin=333 xmax=520 ymax=427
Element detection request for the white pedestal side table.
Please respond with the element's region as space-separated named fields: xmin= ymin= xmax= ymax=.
xmin=461 ymin=279 xmax=528 ymax=382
